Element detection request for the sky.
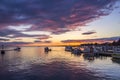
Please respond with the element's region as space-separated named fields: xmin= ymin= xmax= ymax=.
xmin=0 ymin=0 xmax=120 ymax=46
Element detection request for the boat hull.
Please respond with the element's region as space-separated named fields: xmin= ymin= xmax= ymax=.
xmin=112 ymin=53 xmax=120 ymax=59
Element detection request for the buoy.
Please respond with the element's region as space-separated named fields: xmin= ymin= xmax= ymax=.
xmin=1 ymin=50 xmax=5 ymax=54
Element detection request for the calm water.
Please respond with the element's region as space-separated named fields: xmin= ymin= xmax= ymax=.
xmin=0 ymin=47 xmax=120 ymax=80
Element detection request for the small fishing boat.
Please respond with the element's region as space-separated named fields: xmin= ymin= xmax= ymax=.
xmin=1 ymin=45 xmax=5 ymax=54
xmin=72 ymin=48 xmax=82 ymax=54
xmin=14 ymin=47 xmax=21 ymax=51
xmin=1 ymin=50 xmax=5 ymax=54
xmin=44 ymin=47 xmax=51 ymax=52
xmin=65 ymin=46 xmax=73 ymax=52
xmin=112 ymin=53 xmax=120 ymax=59
xmin=112 ymin=46 xmax=120 ymax=59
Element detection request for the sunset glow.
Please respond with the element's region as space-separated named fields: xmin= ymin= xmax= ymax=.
xmin=0 ymin=0 xmax=120 ymax=46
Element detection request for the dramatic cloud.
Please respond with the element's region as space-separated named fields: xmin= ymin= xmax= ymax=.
xmin=0 ymin=28 xmax=36 ymax=38
xmin=34 ymin=40 xmax=42 ymax=43
xmin=0 ymin=28 xmax=29 ymax=38
xmin=0 ymin=41 xmax=31 ymax=46
xmin=35 ymin=35 xmax=52 ymax=40
xmin=0 ymin=29 xmax=20 ymax=37
xmin=0 ymin=0 xmax=119 ymax=34
xmin=15 ymin=38 xmax=23 ymax=40
xmin=44 ymin=41 xmax=52 ymax=43
xmin=0 ymin=38 xmax=10 ymax=41
xmin=82 ymin=31 xmax=96 ymax=35
xmin=0 ymin=28 xmax=51 ymax=40
xmin=34 ymin=40 xmax=52 ymax=43
xmin=61 ymin=36 xmax=120 ymax=43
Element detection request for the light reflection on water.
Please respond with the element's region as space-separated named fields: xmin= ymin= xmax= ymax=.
xmin=0 ymin=47 xmax=120 ymax=80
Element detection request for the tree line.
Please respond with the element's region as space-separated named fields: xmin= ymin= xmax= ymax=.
xmin=81 ymin=38 xmax=120 ymax=46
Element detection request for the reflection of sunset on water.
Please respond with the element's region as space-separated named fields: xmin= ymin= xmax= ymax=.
xmin=0 ymin=0 xmax=120 ymax=80
xmin=0 ymin=47 xmax=120 ymax=80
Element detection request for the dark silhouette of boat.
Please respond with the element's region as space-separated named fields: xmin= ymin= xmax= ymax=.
xmin=44 ymin=47 xmax=51 ymax=52
xmin=1 ymin=50 xmax=5 ymax=54
xmin=1 ymin=45 xmax=5 ymax=54
xmin=14 ymin=47 xmax=21 ymax=51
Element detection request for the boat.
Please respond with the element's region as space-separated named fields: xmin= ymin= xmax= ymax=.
xmin=112 ymin=53 xmax=120 ymax=59
xmin=14 ymin=47 xmax=21 ymax=51
xmin=44 ymin=47 xmax=51 ymax=52
xmin=65 ymin=46 xmax=73 ymax=52
xmin=1 ymin=45 xmax=5 ymax=54
xmin=112 ymin=46 xmax=120 ymax=59
xmin=1 ymin=50 xmax=5 ymax=54
xmin=112 ymin=58 xmax=120 ymax=64
xmin=82 ymin=46 xmax=93 ymax=53
xmin=72 ymin=48 xmax=82 ymax=54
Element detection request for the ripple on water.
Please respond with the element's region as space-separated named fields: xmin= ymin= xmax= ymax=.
xmin=0 ymin=47 xmax=120 ymax=80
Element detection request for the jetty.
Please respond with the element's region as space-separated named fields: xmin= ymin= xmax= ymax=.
xmin=80 ymin=45 xmax=120 ymax=57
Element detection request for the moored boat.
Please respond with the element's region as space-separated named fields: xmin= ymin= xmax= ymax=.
xmin=44 ymin=47 xmax=51 ymax=52
xmin=65 ymin=46 xmax=73 ymax=52
xmin=14 ymin=47 xmax=21 ymax=51
xmin=112 ymin=46 xmax=120 ymax=59
xmin=72 ymin=48 xmax=82 ymax=54
xmin=112 ymin=53 xmax=120 ymax=59
xmin=1 ymin=50 xmax=5 ymax=54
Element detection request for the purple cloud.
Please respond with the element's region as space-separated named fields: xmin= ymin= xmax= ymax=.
xmin=0 ymin=38 xmax=10 ymax=41
xmin=0 ymin=42 xmax=31 ymax=46
xmin=15 ymin=38 xmax=23 ymax=40
xmin=0 ymin=0 xmax=119 ymax=34
xmin=0 ymin=28 xmax=52 ymax=40
xmin=34 ymin=40 xmax=42 ymax=43
xmin=61 ymin=36 xmax=120 ymax=43
xmin=35 ymin=35 xmax=52 ymax=40
xmin=82 ymin=31 xmax=96 ymax=35
xmin=44 ymin=41 xmax=52 ymax=43
xmin=34 ymin=40 xmax=52 ymax=43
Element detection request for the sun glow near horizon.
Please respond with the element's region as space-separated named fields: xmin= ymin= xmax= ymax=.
xmin=0 ymin=0 xmax=120 ymax=46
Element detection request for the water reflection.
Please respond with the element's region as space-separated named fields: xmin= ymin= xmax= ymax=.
xmin=112 ymin=58 xmax=120 ymax=65
xmin=0 ymin=47 xmax=120 ymax=80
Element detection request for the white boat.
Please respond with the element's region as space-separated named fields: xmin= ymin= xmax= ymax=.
xmin=65 ymin=46 xmax=73 ymax=52
xmin=72 ymin=48 xmax=82 ymax=54
xmin=82 ymin=46 xmax=100 ymax=53
xmin=112 ymin=46 xmax=120 ymax=59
